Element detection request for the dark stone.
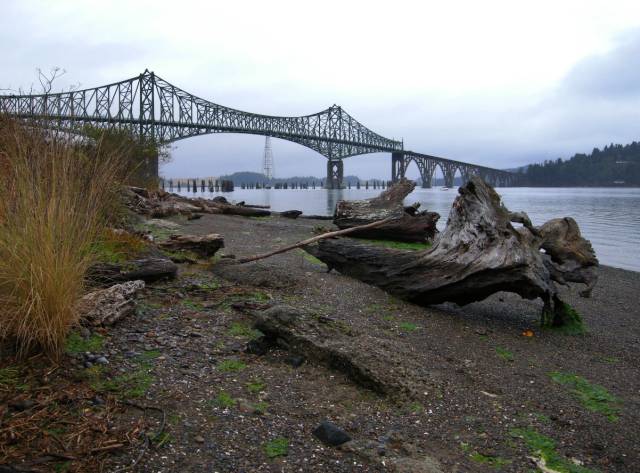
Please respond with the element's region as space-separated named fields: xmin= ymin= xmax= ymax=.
xmin=9 ymin=399 xmax=35 ymax=412
xmin=187 ymin=213 xmax=203 ymax=220
xmin=91 ymin=395 xmax=105 ymax=406
xmin=285 ymin=355 xmax=305 ymax=368
xmin=212 ymin=196 xmax=229 ymax=204
xmin=245 ymin=337 xmax=271 ymax=356
xmin=313 ymin=421 xmax=352 ymax=447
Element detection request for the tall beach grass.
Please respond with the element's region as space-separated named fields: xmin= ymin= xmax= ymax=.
xmin=0 ymin=119 xmax=129 ymax=357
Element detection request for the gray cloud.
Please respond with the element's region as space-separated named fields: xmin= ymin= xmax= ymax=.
xmin=561 ymin=30 xmax=640 ymax=99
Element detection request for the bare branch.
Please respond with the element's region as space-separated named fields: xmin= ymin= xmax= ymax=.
xmin=236 ymin=217 xmax=396 ymax=264
xmin=36 ymin=67 xmax=67 ymax=94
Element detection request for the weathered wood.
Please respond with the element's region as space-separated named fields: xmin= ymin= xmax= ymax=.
xmin=158 ymin=233 xmax=224 ymax=258
xmin=121 ymin=187 xmax=271 ymax=218
xmin=78 ymin=280 xmax=145 ymax=326
xmin=88 ymin=257 xmax=178 ymax=284
xmin=308 ymin=176 xmax=598 ymax=326
xmin=333 ymin=179 xmax=439 ymax=242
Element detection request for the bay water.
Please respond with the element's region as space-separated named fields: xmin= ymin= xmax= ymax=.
xmin=174 ymin=186 xmax=640 ymax=272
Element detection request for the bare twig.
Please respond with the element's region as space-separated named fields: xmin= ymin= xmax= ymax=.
xmin=236 ymin=216 xmax=396 ymax=264
xmin=37 ymin=67 xmax=66 ymax=94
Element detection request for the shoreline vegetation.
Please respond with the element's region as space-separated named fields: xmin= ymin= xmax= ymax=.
xmin=1 ymin=120 xmax=639 ymax=472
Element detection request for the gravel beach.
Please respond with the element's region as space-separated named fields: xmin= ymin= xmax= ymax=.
xmin=2 ymin=212 xmax=638 ymax=472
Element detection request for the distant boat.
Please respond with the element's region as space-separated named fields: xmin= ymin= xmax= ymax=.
xmin=441 ymin=187 xmax=450 ymax=191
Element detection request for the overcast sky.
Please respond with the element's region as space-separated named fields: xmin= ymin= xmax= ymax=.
xmin=2 ymin=1 xmax=640 ymax=179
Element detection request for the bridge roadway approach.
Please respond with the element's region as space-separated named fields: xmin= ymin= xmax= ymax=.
xmin=0 ymin=70 xmax=515 ymax=188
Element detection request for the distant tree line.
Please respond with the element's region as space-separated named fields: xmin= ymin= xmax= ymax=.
xmin=518 ymin=142 xmax=640 ymax=186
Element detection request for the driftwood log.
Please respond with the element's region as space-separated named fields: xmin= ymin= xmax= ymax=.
xmin=122 ymin=187 xmax=271 ymax=218
xmin=89 ymin=256 xmax=178 ymax=284
xmin=333 ymin=179 xmax=439 ymax=242
xmin=158 ymin=233 xmax=224 ymax=258
xmin=78 ymin=280 xmax=145 ymax=326
xmin=308 ymin=176 xmax=598 ymax=327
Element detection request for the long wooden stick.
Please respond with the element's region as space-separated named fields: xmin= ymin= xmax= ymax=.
xmin=236 ymin=216 xmax=396 ymax=264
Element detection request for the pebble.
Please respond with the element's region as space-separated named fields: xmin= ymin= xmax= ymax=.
xmin=312 ymin=421 xmax=352 ymax=447
xmin=84 ymin=361 xmax=93 ymax=368
xmin=96 ymin=356 xmax=109 ymax=365
xmin=194 ymin=435 xmax=205 ymax=443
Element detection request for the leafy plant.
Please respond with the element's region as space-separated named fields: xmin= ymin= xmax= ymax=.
xmin=213 ymin=391 xmax=236 ymax=408
xmin=66 ymin=332 xmax=104 ymax=354
xmin=228 ymin=323 xmax=262 ymax=340
xmin=399 ymin=322 xmax=419 ymax=332
xmin=264 ymin=437 xmax=289 ymax=458
xmin=246 ymin=378 xmax=266 ymax=393
xmin=495 ymin=346 xmax=514 ymax=362
xmin=218 ymin=359 xmax=247 ymax=372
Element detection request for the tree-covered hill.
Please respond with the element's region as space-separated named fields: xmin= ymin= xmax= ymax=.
xmin=519 ymin=142 xmax=640 ymax=186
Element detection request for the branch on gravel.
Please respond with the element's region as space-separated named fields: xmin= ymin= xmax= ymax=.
xmin=235 ymin=216 xmax=396 ymax=264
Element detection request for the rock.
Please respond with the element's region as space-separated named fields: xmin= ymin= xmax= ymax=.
xmin=9 ymin=399 xmax=35 ymax=412
xmin=194 ymin=435 xmax=205 ymax=443
xmin=187 ymin=213 xmax=203 ymax=220
xmin=245 ymin=337 xmax=271 ymax=356
xmin=91 ymin=395 xmax=105 ymax=405
xmin=158 ymin=233 xmax=224 ymax=258
xmin=77 ymin=280 xmax=145 ymax=326
xmin=84 ymin=361 xmax=93 ymax=368
xmin=285 ymin=355 xmax=305 ymax=367
xmin=313 ymin=421 xmax=352 ymax=447
xmin=280 ymin=210 xmax=303 ymax=219
xmin=251 ymin=304 xmax=412 ymax=397
xmin=96 ymin=356 xmax=109 ymax=365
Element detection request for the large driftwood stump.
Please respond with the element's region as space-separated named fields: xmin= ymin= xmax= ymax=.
xmin=308 ymin=176 xmax=598 ymax=327
xmin=333 ymin=179 xmax=439 ymax=242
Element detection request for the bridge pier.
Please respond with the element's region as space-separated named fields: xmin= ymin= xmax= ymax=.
xmin=326 ymin=159 xmax=344 ymax=189
xmin=441 ymin=163 xmax=457 ymax=188
xmin=391 ymin=152 xmax=406 ymax=182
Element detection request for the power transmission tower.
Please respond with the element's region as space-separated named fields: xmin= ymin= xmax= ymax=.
xmin=262 ymin=136 xmax=274 ymax=179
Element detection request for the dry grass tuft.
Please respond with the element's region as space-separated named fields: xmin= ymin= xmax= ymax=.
xmin=0 ymin=118 xmax=129 ymax=357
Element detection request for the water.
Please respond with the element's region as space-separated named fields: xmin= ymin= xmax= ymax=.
xmin=173 ymin=186 xmax=640 ymax=272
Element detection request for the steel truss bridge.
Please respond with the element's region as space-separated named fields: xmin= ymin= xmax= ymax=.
xmin=0 ymin=70 xmax=516 ymax=188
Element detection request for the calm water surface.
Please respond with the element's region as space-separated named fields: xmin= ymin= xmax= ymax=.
xmin=175 ymin=187 xmax=640 ymax=272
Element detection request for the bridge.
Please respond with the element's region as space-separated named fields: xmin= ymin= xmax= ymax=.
xmin=0 ymin=70 xmax=516 ymax=188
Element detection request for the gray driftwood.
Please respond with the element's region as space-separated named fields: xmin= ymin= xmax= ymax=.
xmin=89 ymin=256 xmax=178 ymax=284
xmin=122 ymin=187 xmax=271 ymax=218
xmin=158 ymin=233 xmax=224 ymax=258
xmin=333 ymin=179 xmax=439 ymax=242
xmin=308 ymin=176 xmax=598 ymax=327
xmin=78 ymin=280 xmax=145 ymax=326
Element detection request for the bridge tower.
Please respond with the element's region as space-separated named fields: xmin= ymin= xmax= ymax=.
xmin=262 ymin=136 xmax=274 ymax=179
xmin=326 ymin=159 xmax=344 ymax=189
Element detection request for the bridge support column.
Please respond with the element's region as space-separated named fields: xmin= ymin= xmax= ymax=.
xmin=326 ymin=159 xmax=344 ymax=189
xmin=441 ymin=163 xmax=456 ymax=188
xmin=391 ymin=152 xmax=406 ymax=182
